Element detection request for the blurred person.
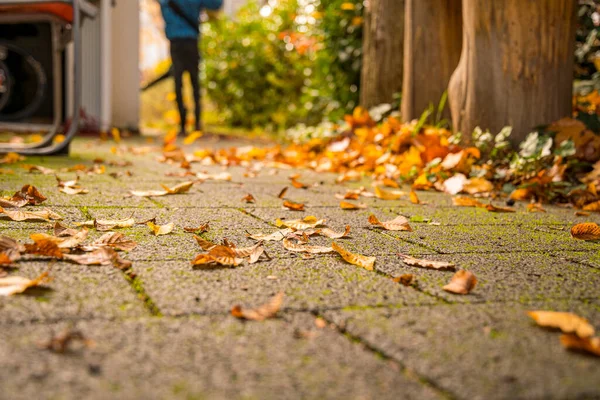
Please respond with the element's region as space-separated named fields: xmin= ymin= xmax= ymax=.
xmin=159 ymin=0 xmax=223 ymax=136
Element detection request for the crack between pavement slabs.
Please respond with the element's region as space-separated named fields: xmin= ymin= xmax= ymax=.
xmin=311 ymin=310 xmax=456 ymax=400
xmin=120 ymin=268 xmax=163 ymax=317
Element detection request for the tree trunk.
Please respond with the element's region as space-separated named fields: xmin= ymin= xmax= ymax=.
xmin=401 ymin=0 xmax=462 ymax=122
xmin=448 ymin=0 xmax=577 ymax=145
xmin=360 ymin=0 xmax=405 ymax=109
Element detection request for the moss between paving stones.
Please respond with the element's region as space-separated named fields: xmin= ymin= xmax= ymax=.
xmin=323 ymin=301 xmax=600 ymax=400
xmin=0 ymin=313 xmax=441 ymax=400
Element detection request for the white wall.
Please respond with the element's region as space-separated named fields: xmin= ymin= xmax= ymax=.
xmin=111 ymin=0 xmax=140 ymax=130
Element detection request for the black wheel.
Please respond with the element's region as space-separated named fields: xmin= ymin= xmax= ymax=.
xmin=0 ymin=41 xmax=47 ymax=121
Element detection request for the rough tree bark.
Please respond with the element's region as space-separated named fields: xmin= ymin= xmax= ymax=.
xmin=360 ymin=0 xmax=405 ymax=109
xmin=448 ymin=0 xmax=577 ymax=145
xmin=401 ymin=0 xmax=462 ymax=122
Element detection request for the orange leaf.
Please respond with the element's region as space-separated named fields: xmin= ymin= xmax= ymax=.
xmin=242 ymin=194 xmax=256 ymax=203
xmin=486 ymin=204 xmax=516 ymax=213
xmin=570 ymin=223 xmax=600 ymax=240
xmin=368 ymin=214 xmax=412 ymax=231
xmin=331 ymin=242 xmax=375 ymax=271
xmin=560 ymin=334 xmax=600 ymax=357
xmin=452 ymin=196 xmax=485 ymax=207
xmin=409 ymin=190 xmax=420 ymax=205
xmin=582 ymin=201 xmax=600 ymax=212
xmin=231 ymin=292 xmax=284 ymax=321
xmin=442 ymin=270 xmax=477 ymax=294
xmin=528 ymin=311 xmax=595 ymax=338
xmin=340 ymin=201 xmax=366 ymax=210
xmin=283 ymin=200 xmax=305 ymax=211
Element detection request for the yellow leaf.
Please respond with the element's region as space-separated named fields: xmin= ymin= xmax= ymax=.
xmin=340 ymin=201 xmax=366 ymax=210
xmin=375 ymin=186 xmax=403 ymax=200
xmin=528 ymin=311 xmax=595 ymax=338
xmin=183 ymin=130 xmax=203 ymax=145
xmin=570 ymin=222 xmax=600 ymax=240
xmin=331 ymin=242 xmax=375 ymax=271
xmin=409 ymin=190 xmax=420 ymax=204
xmin=147 ymin=221 xmax=174 ymax=236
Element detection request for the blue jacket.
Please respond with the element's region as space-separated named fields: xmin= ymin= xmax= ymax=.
xmin=159 ymin=0 xmax=223 ymax=40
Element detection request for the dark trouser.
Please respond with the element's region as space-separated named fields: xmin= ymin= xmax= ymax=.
xmin=169 ymin=38 xmax=201 ymax=133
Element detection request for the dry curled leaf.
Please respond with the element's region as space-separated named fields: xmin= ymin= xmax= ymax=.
xmin=21 ymin=164 xmax=55 ymax=175
xmin=331 ymin=242 xmax=375 ymax=271
xmin=582 ymin=200 xmax=600 ymax=212
xmin=30 ymin=228 xmax=88 ymax=249
xmin=64 ymin=247 xmax=132 ymax=269
xmin=0 ymin=187 xmax=46 ymax=208
xmin=39 ymin=328 xmax=95 ymax=354
xmin=0 ymin=236 xmax=25 ymax=261
xmin=340 ymin=201 xmax=366 ymax=210
xmin=247 ymin=229 xmax=293 ymax=242
xmin=0 ymin=207 xmax=62 ymax=222
xmin=560 ymin=334 xmax=600 ymax=357
xmin=77 ymin=217 xmax=135 ymax=231
xmin=315 ymin=226 xmax=351 ymax=239
xmin=527 ymin=203 xmax=546 ymax=213
xmin=276 ymin=216 xmax=325 ymax=230
xmin=283 ymin=200 xmax=305 ymax=211
xmin=570 ymin=222 xmax=600 ymax=240
xmin=282 ymin=238 xmax=334 ymax=254
xmin=486 ymin=204 xmax=516 ymax=213
xmin=147 ymin=221 xmax=174 ymax=236
xmin=374 ymin=186 xmax=403 ymax=200
xmin=392 ymin=274 xmax=414 ymax=286
xmin=290 ymin=178 xmax=308 ymax=189
xmin=59 ymin=186 xmax=89 ymax=195
xmin=130 ymin=181 xmax=193 ymax=197
xmin=231 ymin=292 xmax=284 ymax=321
xmin=527 ymin=311 xmax=595 ymax=338
xmin=24 ymin=237 xmax=63 ymax=258
xmin=184 ymin=223 xmax=209 ymax=234
xmin=575 ymin=211 xmax=591 ymax=217
xmin=0 ymin=271 xmax=52 ymax=296
xmin=452 ymin=196 xmax=485 ymax=208
xmin=278 ymin=187 xmax=289 ymax=199
xmin=242 ymin=194 xmax=256 ymax=203
xmin=399 ymin=254 xmax=456 ymax=271
xmin=443 ymin=270 xmax=477 ymax=294
xmin=368 ymin=214 xmax=412 ymax=231
xmin=83 ymin=232 xmax=137 ymax=252
xmin=409 ymin=190 xmax=420 ymax=205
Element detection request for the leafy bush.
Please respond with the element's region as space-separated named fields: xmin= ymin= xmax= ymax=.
xmin=201 ymin=0 xmax=363 ymax=130
xmin=576 ymin=0 xmax=600 ymax=80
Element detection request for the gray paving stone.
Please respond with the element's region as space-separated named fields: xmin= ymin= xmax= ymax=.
xmin=0 ymin=261 xmax=145 ymax=324
xmin=0 ymin=314 xmax=442 ymax=400
xmin=374 ymin=253 xmax=600 ymax=303
xmin=324 ymin=301 xmax=600 ymax=400
xmin=131 ymin=257 xmax=437 ymax=316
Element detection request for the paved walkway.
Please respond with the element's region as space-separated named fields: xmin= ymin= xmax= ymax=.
xmin=1 ymin=136 xmax=599 ymax=400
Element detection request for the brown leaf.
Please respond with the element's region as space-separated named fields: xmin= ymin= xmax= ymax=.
xmin=392 ymin=274 xmax=414 ymax=286
xmin=147 ymin=221 xmax=174 ymax=236
xmin=184 ymin=223 xmax=209 ymax=233
xmin=283 ymin=200 xmax=305 ymax=211
xmin=442 ymin=270 xmax=477 ymax=294
xmin=340 ymin=201 xmax=366 ymax=210
xmin=317 ymin=226 xmax=351 ymax=239
xmin=278 ymin=187 xmax=289 ymax=199
xmin=409 ymin=190 xmax=420 ymax=205
xmin=21 ymin=164 xmax=56 ymax=175
xmin=368 ymin=214 xmax=412 ymax=231
xmin=0 ymin=185 xmax=47 ymax=208
xmin=30 ymin=228 xmax=88 ymax=249
xmin=231 ymin=292 xmax=284 ymax=321
xmin=486 ymin=204 xmax=516 ymax=213
xmin=77 ymin=217 xmax=136 ymax=231
xmin=0 ymin=271 xmax=52 ymax=296
xmin=335 ymin=191 xmax=360 ymax=200
xmin=331 ymin=242 xmax=375 ymax=271
xmin=24 ymin=237 xmax=63 ymax=258
xmin=560 ymin=334 xmax=600 ymax=357
xmin=192 ymin=245 xmax=243 ymax=267
xmin=0 ymin=253 xmax=12 ymax=265
xmin=83 ymin=232 xmax=137 ymax=252
xmin=452 ymin=196 xmax=485 ymax=207
xmin=399 ymin=255 xmax=455 ymax=271
xmin=283 ymin=238 xmax=334 ymax=254
xmin=528 ymin=311 xmax=595 ymax=338
xmin=54 ymin=222 xmax=80 ymax=237
xmin=39 ymin=328 xmax=95 ymax=353
xmin=0 ymin=207 xmax=62 ymax=222
xmin=64 ymin=247 xmax=132 ymax=269
xmin=194 ymin=235 xmax=217 ymax=251
xmin=0 ymin=236 xmax=25 ymax=261
xmin=570 ymin=222 xmax=600 ymax=240
xmin=242 ymin=194 xmax=256 ymax=203
xmin=575 ymin=211 xmax=591 ymax=217
xmin=463 ymin=178 xmax=494 ymax=194
xmin=374 ymin=186 xmax=403 ymax=200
